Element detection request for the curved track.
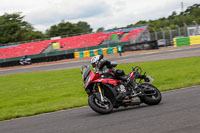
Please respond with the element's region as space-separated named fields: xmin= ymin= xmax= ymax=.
xmin=0 ymin=85 xmax=200 ymax=133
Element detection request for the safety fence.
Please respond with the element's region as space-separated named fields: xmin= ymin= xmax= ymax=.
xmin=173 ymin=35 xmax=200 ymax=47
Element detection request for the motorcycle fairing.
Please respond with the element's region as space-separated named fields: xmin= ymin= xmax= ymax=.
xmin=129 ymin=72 xmax=135 ymax=78
xmin=84 ymin=71 xmax=101 ymax=89
xmin=93 ymin=78 xmax=119 ymax=86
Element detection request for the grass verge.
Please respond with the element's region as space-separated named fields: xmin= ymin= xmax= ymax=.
xmin=0 ymin=56 xmax=200 ymax=120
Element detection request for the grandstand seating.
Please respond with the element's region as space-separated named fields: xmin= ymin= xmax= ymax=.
xmin=120 ymin=28 xmax=145 ymax=42
xmin=0 ymin=27 xmax=146 ymax=60
xmin=0 ymin=40 xmax=51 ymax=59
xmin=59 ymin=31 xmax=124 ymax=51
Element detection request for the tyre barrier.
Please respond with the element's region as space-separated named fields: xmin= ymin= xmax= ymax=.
xmin=174 ymin=35 xmax=200 ymax=47
xmin=190 ymin=35 xmax=200 ymax=45
xmin=74 ymin=46 xmax=121 ymax=59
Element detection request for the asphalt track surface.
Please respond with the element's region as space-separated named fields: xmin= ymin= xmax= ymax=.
xmin=0 ymin=85 xmax=200 ymax=133
xmin=0 ymin=45 xmax=200 ymax=76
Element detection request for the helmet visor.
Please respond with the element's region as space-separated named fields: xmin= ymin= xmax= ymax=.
xmin=92 ymin=63 xmax=96 ymax=68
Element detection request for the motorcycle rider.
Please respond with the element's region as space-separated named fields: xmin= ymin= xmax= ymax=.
xmin=23 ymin=55 xmax=28 ymax=60
xmin=20 ymin=55 xmax=27 ymax=65
xmin=91 ymin=55 xmax=110 ymax=73
xmin=90 ymin=55 xmax=150 ymax=101
xmin=91 ymin=55 xmax=127 ymax=79
xmin=91 ymin=54 xmax=149 ymax=81
xmin=91 ymin=55 xmax=128 ymax=100
xmin=20 ymin=55 xmax=32 ymax=65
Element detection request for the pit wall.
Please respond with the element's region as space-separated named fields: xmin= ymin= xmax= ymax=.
xmin=173 ymin=35 xmax=200 ymax=47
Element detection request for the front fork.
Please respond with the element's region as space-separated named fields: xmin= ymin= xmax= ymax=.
xmin=97 ymin=84 xmax=105 ymax=102
xmin=128 ymin=79 xmax=142 ymax=97
xmin=91 ymin=83 xmax=105 ymax=102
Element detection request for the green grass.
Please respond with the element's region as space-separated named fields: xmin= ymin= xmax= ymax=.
xmin=0 ymin=56 xmax=200 ymax=120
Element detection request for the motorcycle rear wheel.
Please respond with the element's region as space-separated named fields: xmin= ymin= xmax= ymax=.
xmin=88 ymin=94 xmax=113 ymax=114
xmin=140 ymin=83 xmax=162 ymax=105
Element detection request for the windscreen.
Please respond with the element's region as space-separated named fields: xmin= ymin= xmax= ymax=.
xmin=82 ymin=67 xmax=91 ymax=81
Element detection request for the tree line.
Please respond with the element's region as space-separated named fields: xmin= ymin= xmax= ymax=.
xmin=0 ymin=13 xmax=93 ymax=45
xmin=0 ymin=4 xmax=199 ymax=46
xmin=110 ymin=4 xmax=200 ymax=32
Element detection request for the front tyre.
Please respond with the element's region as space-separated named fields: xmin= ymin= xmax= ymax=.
xmin=88 ymin=94 xmax=113 ymax=114
xmin=140 ymin=83 xmax=162 ymax=105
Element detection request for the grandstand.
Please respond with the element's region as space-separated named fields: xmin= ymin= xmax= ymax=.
xmin=0 ymin=40 xmax=52 ymax=59
xmin=0 ymin=26 xmax=147 ymax=60
xmin=120 ymin=27 xmax=146 ymax=42
xmin=58 ymin=31 xmax=124 ymax=51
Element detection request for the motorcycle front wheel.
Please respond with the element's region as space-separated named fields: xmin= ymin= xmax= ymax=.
xmin=88 ymin=94 xmax=113 ymax=114
xmin=140 ymin=83 xmax=162 ymax=105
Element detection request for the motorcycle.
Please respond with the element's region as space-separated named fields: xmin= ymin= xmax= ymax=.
xmin=19 ymin=57 xmax=32 ymax=65
xmin=81 ymin=62 xmax=162 ymax=114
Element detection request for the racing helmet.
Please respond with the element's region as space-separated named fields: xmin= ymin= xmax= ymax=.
xmin=91 ymin=55 xmax=101 ymax=68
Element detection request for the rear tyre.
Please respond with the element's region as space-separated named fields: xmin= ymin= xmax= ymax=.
xmin=88 ymin=94 xmax=113 ymax=114
xmin=140 ymin=83 xmax=162 ymax=105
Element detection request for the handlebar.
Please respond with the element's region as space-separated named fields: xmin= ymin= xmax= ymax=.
xmin=132 ymin=66 xmax=148 ymax=80
xmin=133 ymin=66 xmax=142 ymax=75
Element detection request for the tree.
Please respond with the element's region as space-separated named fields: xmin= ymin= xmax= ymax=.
xmin=76 ymin=21 xmax=93 ymax=33
xmin=102 ymin=4 xmax=200 ymax=33
xmin=134 ymin=20 xmax=148 ymax=27
xmin=168 ymin=11 xmax=177 ymax=19
xmin=0 ymin=13 xmax=45 ymax=45
xmin=96 ymin=27 xmax=104 ymax=32
xmin=46 ymin=21 xmax=93 ymax=37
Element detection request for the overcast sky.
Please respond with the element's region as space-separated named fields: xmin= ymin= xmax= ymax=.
xmin=0 ymin=0 xmax=199 ymax=32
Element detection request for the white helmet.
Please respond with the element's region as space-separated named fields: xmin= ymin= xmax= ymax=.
xmin=91 ymin=55 xmax=101 ymax=68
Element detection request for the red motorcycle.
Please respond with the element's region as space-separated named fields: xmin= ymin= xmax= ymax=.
xmin=81 ymin=63 xmax=162 ymax=114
